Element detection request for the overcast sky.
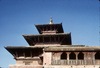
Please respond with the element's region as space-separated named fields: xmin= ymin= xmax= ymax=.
xmin=0 ymin=0 xmax=100 ymax=67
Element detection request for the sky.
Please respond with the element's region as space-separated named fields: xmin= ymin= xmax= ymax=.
xmin=0 ymin=0 xmax=100 ymax=68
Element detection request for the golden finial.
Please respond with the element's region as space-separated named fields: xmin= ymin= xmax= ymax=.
xmin=49 ymin=17 xmax=53 ymax=24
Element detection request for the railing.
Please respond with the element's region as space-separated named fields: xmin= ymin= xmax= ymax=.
xmin=95 ymin=60 xmax=100 ymax=65
xmin=51 ymin=60 xmax=100 ymax=65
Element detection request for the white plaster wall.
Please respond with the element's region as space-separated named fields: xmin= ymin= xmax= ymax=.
xmin=43 ymin=52 xmax=52 ymax=65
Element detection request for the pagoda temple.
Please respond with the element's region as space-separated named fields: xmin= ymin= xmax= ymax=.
xmin=5 ymin=18 xmax=100 ymax=68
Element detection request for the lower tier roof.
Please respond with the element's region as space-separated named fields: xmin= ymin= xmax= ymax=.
xmin=5 ymin=45 xmax=100 ymax=52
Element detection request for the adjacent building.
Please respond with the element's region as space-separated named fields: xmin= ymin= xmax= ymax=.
xmin=5 ymin=18 xmax=100 ymax=68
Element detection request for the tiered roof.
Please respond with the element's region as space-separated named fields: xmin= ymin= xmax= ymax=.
xmin=5 ymin=18 xmax=72 ymax=59
xmin=23 ymin=18 xmax=72 ymax=46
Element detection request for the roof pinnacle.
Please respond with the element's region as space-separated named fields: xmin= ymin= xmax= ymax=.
xmin=49 ymin=17 xmax=53 ymax=24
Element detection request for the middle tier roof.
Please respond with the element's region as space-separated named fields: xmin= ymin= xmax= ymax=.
xmin=23 ymin=33 xmax=72 ymax=46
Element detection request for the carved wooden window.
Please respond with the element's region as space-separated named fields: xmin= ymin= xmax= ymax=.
xmin=78 ymin=52 xmax=84 ymax=60
xmin=69 ymin=52 xmax=76 ymax=59
xmin=61 ymin=52 xmax=67 ymax=59
xmin=95 ymin=52 xmax=100 ymax=59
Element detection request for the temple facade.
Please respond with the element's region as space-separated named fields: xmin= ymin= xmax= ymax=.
xmin=5 ymin=18 xmax=100 ymax=68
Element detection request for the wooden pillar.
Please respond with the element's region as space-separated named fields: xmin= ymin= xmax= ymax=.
xmin=54 ymin=36 xmax=56 ymax=42
xmin=75 ymin=52 xmax=79 ymax=65
xmin=92 ymin=52 xmax=96 ymax=65
xmin=38 ymin=36 xmax=39 ymax=42
xmin=43 ymin=36 xmax=44 ymax=42
xmin=58 ymin=36 xmax=60 ymax=42
xmin=50 ymin=36 xmax=51 ymax=42
xmin=34 ymin=37 xmax=36 ymax=42
xmin=23 ymin=52 xmax=25 ymax=58
xmin=83 ymin=52 xmax=86 ymax=65
xmin=66 ymin=52 xmax=71 ymax=65
xmin=30 ymin=51 xmax=32 ymax=58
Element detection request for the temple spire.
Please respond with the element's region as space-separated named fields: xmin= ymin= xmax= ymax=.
xmin=49 ymin=17 xmax=53 ymax=24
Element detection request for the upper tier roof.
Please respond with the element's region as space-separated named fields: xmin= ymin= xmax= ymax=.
xmin=35 ymin=23 xmax=64 ymax=34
